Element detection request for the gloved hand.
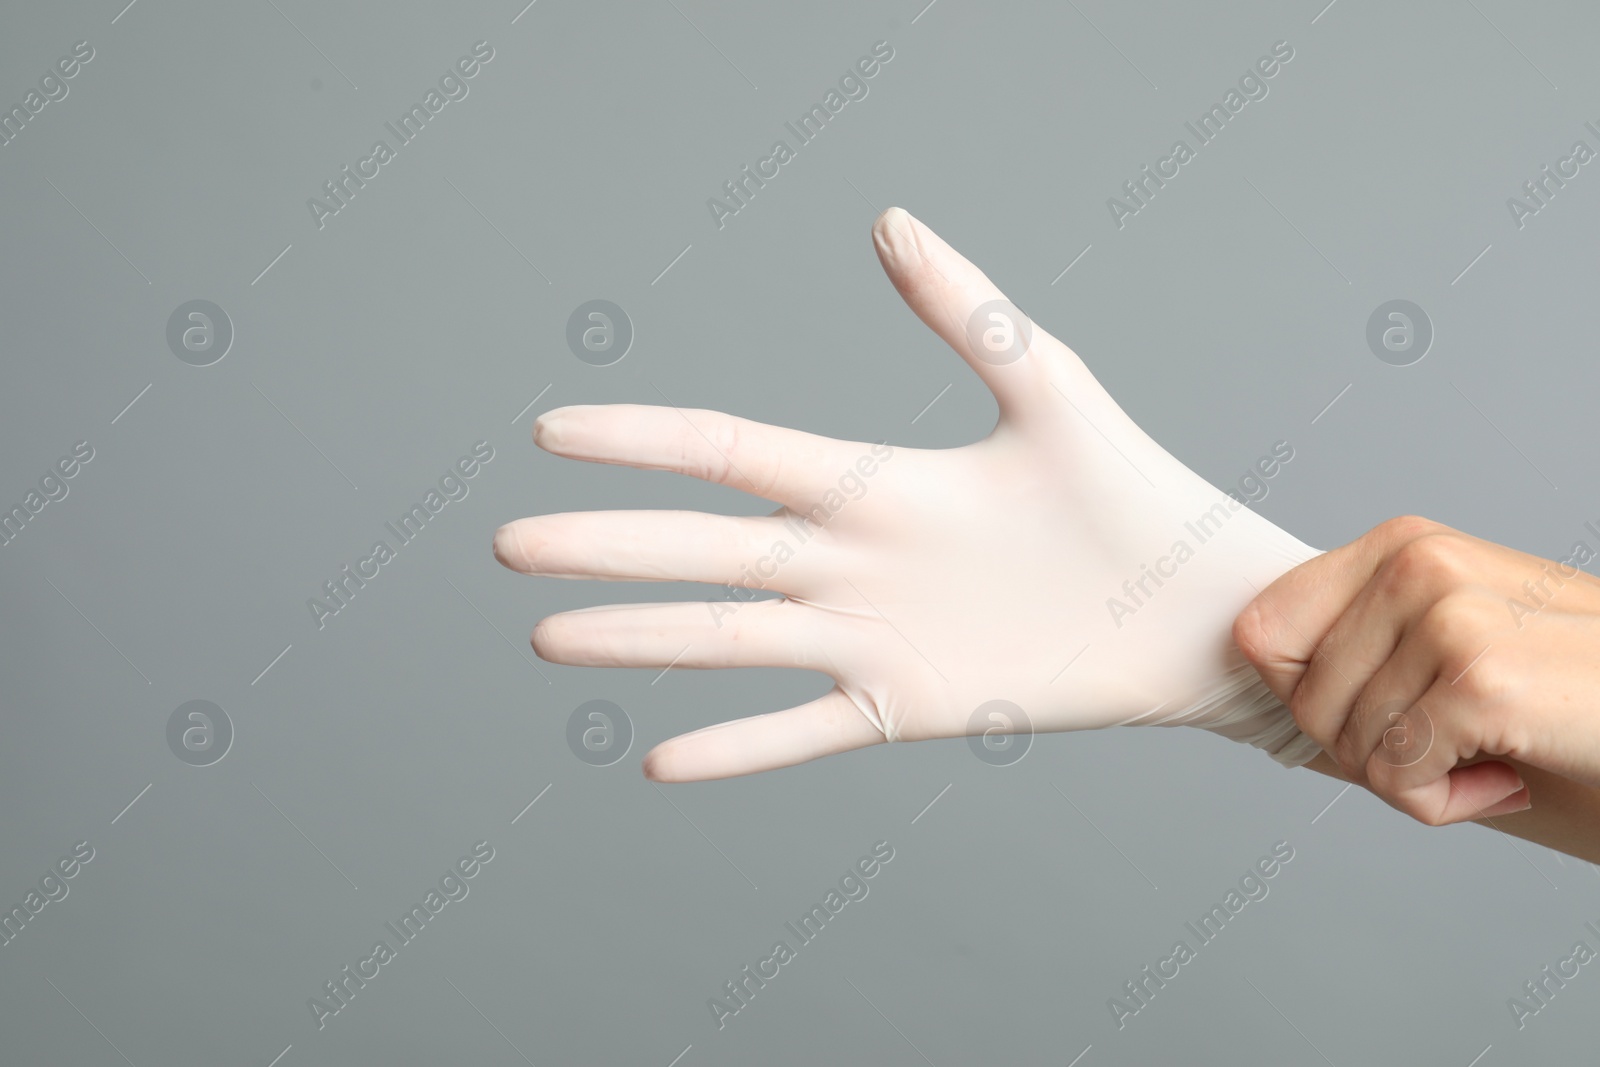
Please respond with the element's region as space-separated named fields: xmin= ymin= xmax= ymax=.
xmin=494 ymin=207 xmax=1325 ymax=781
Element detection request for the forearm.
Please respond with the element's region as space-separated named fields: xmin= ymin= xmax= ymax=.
xmin=1301 ymin=750 xmax=1600 ymax=864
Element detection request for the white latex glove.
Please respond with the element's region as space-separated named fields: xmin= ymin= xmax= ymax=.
xmin=494 ymin=208 xmax=1324 ymax=781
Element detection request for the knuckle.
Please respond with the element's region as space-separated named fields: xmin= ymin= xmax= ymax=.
xmin=1474 ymin=700 xmax=1527 ymax=758
xmin=705 ymin=416 xmax=743 ymax=485
xmin=1375 ymin=514 xmax=1445 ymax=545
xmin=1416 ymin=592 xmax=1492 ymax=657
xmin=1383 ymin=532 xmax=1472 ymax=594
xmin=1451 ymin=649 xmax=1514 ymax=706
xmin=757 ymin=447 xmax=785 ymax=500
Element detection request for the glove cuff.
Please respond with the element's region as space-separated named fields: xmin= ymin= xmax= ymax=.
xmin=1183 ymin=660 xmax=1322 ymax=769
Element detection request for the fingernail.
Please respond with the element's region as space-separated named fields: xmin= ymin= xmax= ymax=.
xmin=1492 ymin=796 xmax=1533 ymax=816
xmin=1483 ymin=785 xmax=1532 ymax=818
xmin=873 ymin=206 xmax=917 ymax=267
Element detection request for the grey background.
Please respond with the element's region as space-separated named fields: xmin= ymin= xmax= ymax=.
xmin=2 ymin=0 xmax=1598 ymax=1064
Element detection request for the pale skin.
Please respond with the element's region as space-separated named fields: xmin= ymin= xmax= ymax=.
xmin=497 ymin=207 xmax=1600 ymax=865
xmin=1236 ymin=516 xmax=1600 ymax=864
